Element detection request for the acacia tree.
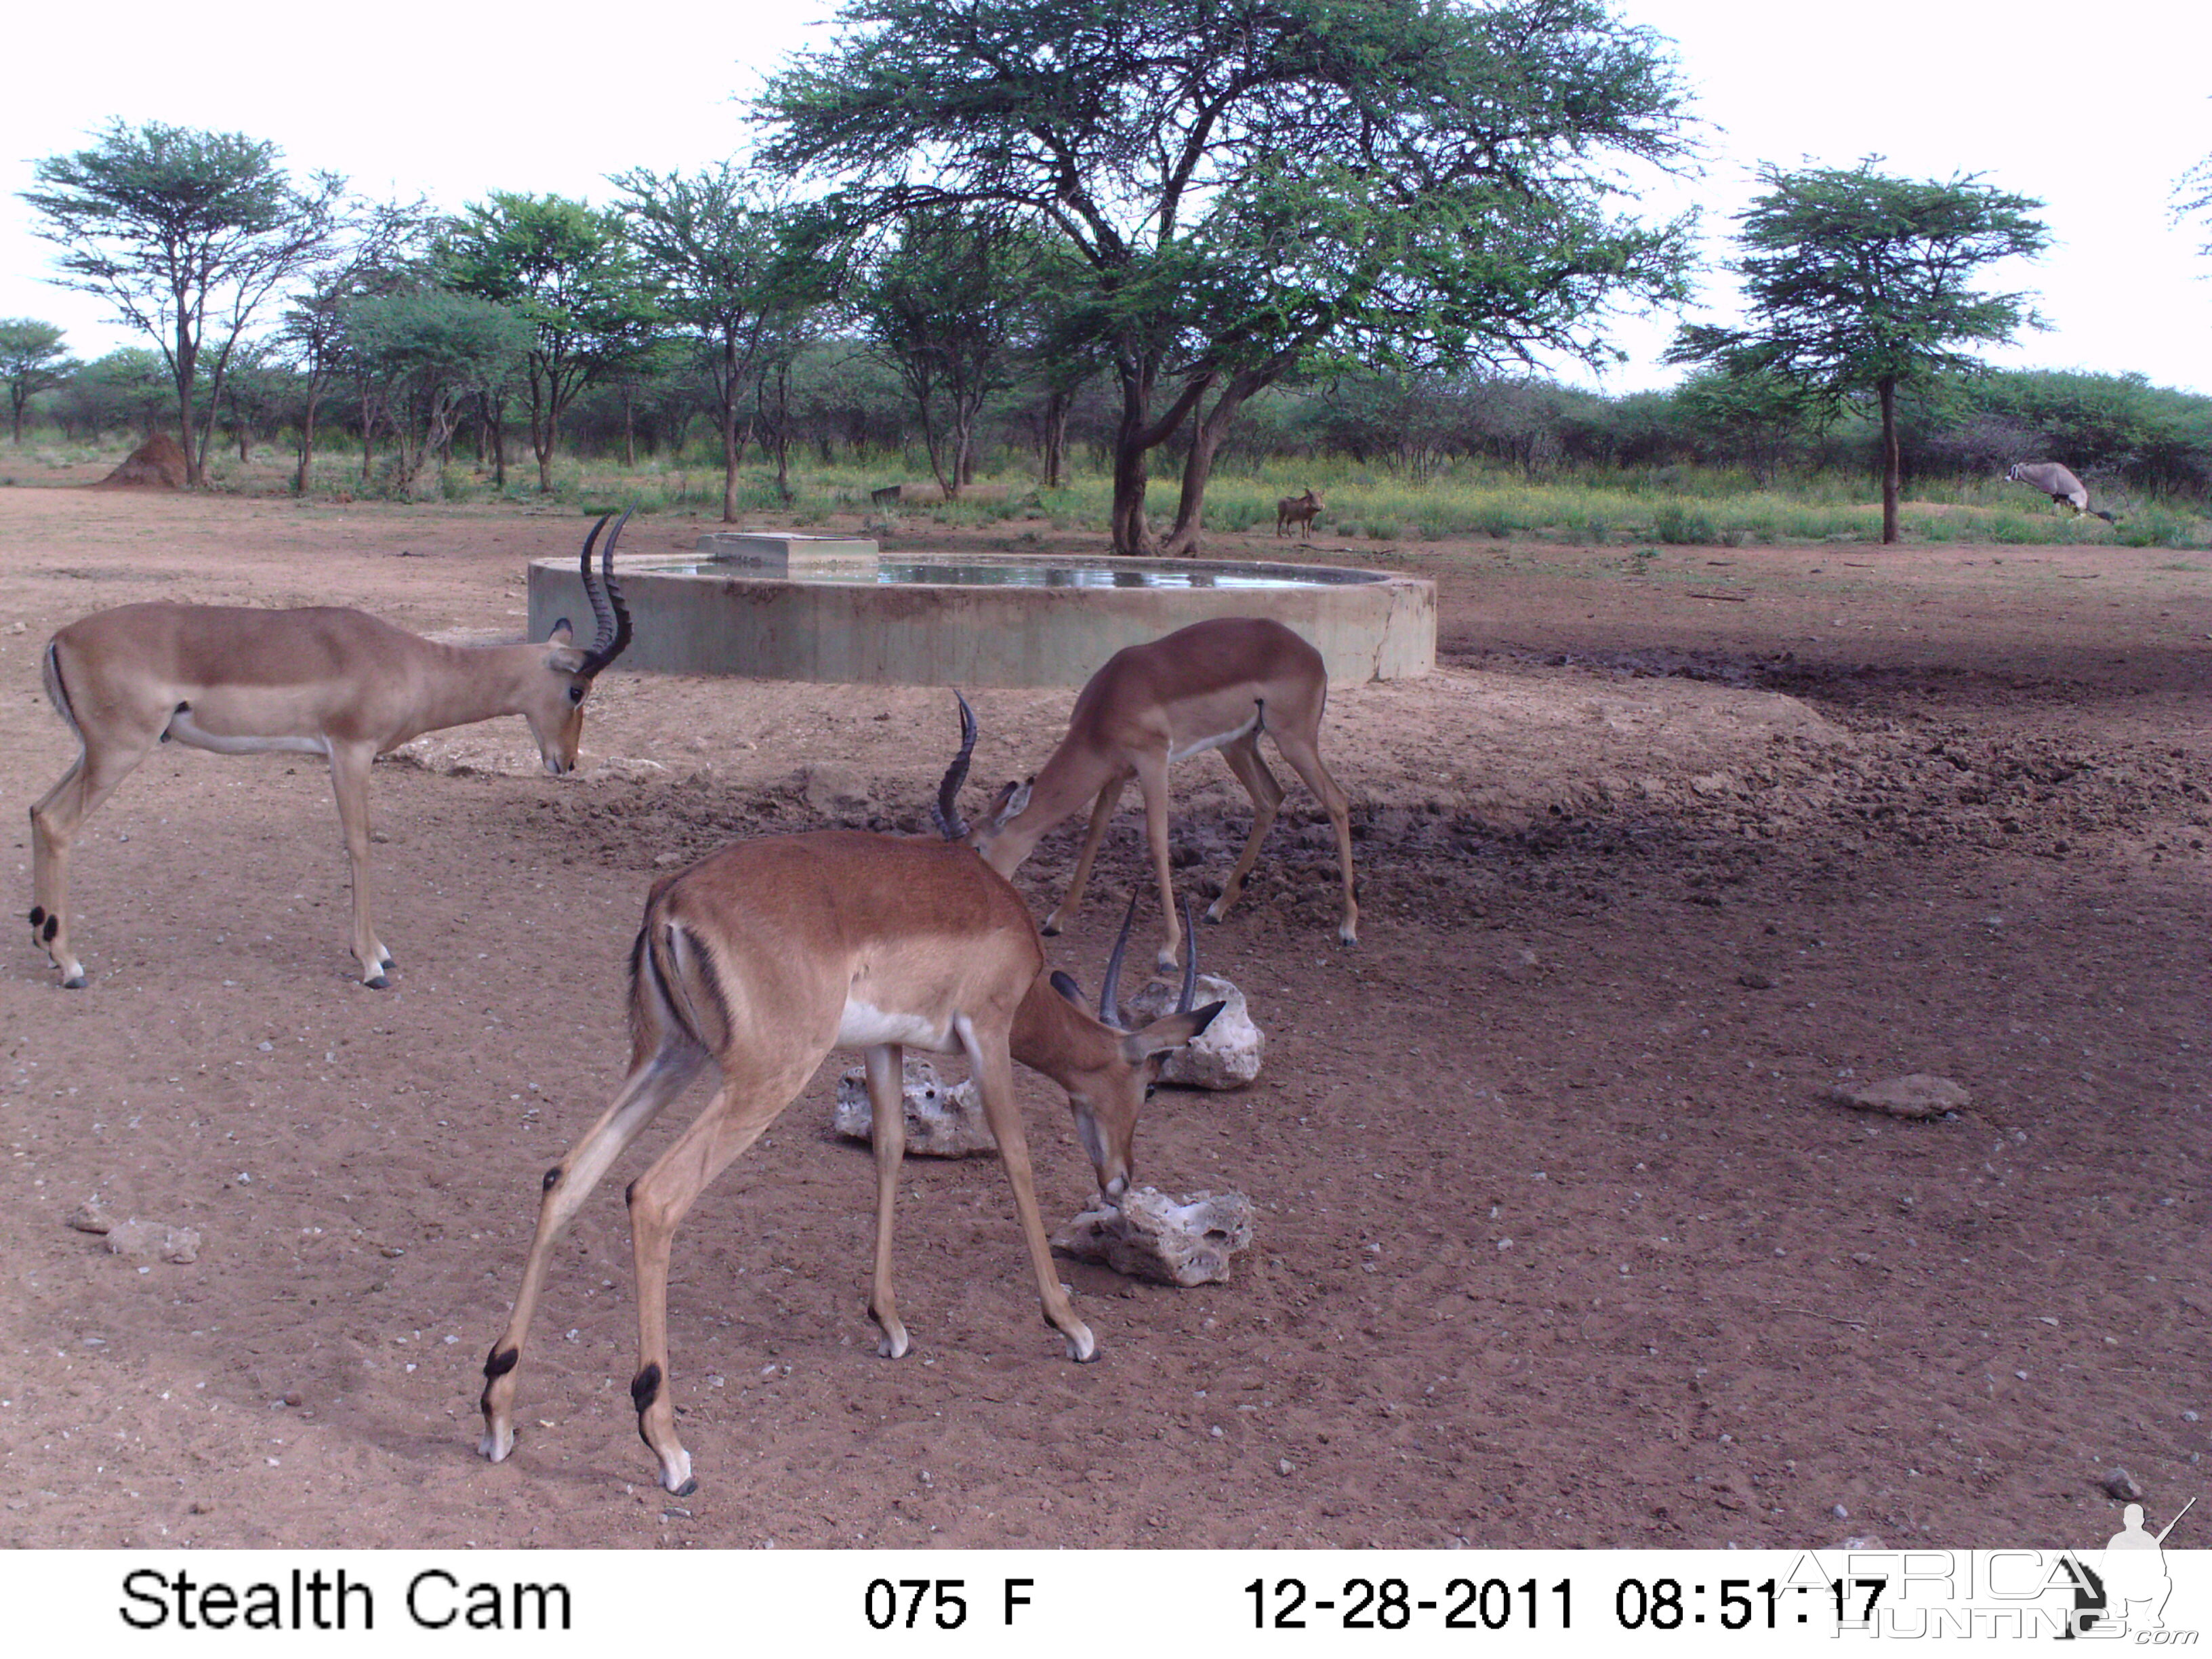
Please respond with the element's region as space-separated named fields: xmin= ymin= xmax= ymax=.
xmin=279 ymin=199 xmax=434 ymax=493
xmin=0 ymin=319 xmax=79 ymax=443
xmin=611 ymin=165 xmax=810 ymax=520
xmin=857 ymin=211 xmax=1036 ymax=496
xmin=21 ymin=121 xmax=346 ymax=485
xmin=341 ymin=289 xmax=533 ymax=500
xmin=439 ymin=193 xmax=661 ymax=492
xmin=760 ymin=0 xmax=1694 ymax=552
xmin=1668 ymin=160 xmax=2048 ymax=544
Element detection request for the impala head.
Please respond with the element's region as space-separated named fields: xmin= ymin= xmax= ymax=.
xmin=931 ymin=690 xmax=1033 ymax=867
xmin=1044 ymin=891 xmax=1224 ymax=1204
xmin=532 ymin=511 xmax=636 ymax=775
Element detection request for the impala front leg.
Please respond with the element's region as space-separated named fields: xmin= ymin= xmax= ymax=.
xmin=960 ymin=1020 xmax=1097 ymax=1364
xmin=1042 ymin=777 xmax=1124 ymax=937
xmin=327 ymin=741 xmax=394 ymax=986
xmin=864 ymin=1043 xmax=912 ymax=1359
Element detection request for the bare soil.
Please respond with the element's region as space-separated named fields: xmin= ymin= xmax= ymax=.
xmin=1 ymin=483 xmax=2207 ymax=1551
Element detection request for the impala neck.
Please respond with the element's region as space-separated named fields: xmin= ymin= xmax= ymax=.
xmin=1006 ymin=974 xmax=1122 ymax=1082
xmin=407 ymin=640 xmax=550 ymax=740
xmin=984 ymin=740 xmax=1115 ymax=873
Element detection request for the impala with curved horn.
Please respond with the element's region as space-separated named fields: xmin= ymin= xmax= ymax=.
xmin=28 ymin=512 xmax=636 ymax=988
xmin=938 ymin=617 xmax=1359 ymax=970
xmin=478 ymin=699 xmax=1223 ymax=1496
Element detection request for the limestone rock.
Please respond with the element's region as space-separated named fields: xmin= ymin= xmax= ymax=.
xmin=800 ymin=764 xmax=874 ymax=819
xmin=64 ymin=1199 xmax=113 ymax=1235
xmin=104 ymin=1219 xmax=201 ymax=1264
xmin=1051 ymin=1186 xmax=1255 ymax=1286
xmin=1826 ymin=1073 xmax=1969 ymax=1120
xmin=832 ymin=1057 xmax=997 ymax=1158
xmin=1121 ymin=974 xmax=1263 ymax=1089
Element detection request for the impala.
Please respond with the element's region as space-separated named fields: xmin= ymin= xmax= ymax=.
xmin=28 ymin=513 xmax=636 ymax=989
xmin=948 ymin=616 xmax=1359 ymax=970
xmin=476 ymin=723 xmax=1222 ymax=1496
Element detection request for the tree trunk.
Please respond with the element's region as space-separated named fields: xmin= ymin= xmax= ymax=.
xmin=172 ymin=314 xmax=203 ymax=488
xmin=1042 ymin=389 xmax=1071 ymax=490
xmin=1161 ymin=373 xmax=1265 ymax=556
xmin=622 ymin=384 xmax=637 ymax=468
xmin=1879 ymin=376 xmax=1900 ymax=545
xmin=294 ymin=382 xmax=323 ymax=495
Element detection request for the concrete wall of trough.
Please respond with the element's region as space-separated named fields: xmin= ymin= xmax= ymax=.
xmin=527 ymin=556 xmax=1435 ymax=688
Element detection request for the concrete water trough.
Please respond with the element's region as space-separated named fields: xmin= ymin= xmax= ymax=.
xmin=527 ymin=533 xmax=1434 ymax=689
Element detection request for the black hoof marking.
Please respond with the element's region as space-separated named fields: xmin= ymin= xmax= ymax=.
xmin=673 ymin=1476 xmax=699 ymax=1498
xmin=483 ymin=1347 xmax=520 ymax=1380
xmin=630 ymin=1364 xmax=662 ymax=1413
xmin=62 ymin=974 xmax=86 ymax=990
xmin=365 ymin=974 xmax=389 ymax=990
xmin=1040 ymin=921 xmax=1061 ymax=937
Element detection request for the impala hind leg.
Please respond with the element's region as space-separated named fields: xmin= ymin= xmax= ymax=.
xmin=626 ymin=1050 xmax=823 ymax=1496
xmin=478 ymin=1040 xmax=708 ymax=1466
xmin=864 ymin=1043 xmax=912 ymax=1359
xmin=1042 ymin=776 xmax=1125 ymax=937
xmin=1269 ymin=726 xmax=1359 ymax=947
xmin=327 ymin=742 xmax=394 ymax=986
xmin=1134 ymin=752 xmax=1183 ymax=970
xmin=1206 ymin=731 xmax=1287 ymax=926
xmin=28 ymin=726 xmax=160 ymax=988
xmin=959 ymin=1022 xmax=1097 ymax=1363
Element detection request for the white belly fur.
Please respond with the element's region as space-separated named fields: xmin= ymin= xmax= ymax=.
xmin=836 ymin=997 xmax=955 ymax=1052
xmin=165 ymin=710 xmax=331 ymax=758
xmin=1168 ymin=705 xmax=1261 ymax=765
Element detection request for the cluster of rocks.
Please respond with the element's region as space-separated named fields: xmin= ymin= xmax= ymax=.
xmin=66 ymin=1199 xmax=201 ymax=1264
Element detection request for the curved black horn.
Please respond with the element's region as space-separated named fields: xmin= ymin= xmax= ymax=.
xmin=575 ymin=514 xmax=613 ymax=640
xmin=576 ymin=510 xmax=634 ymax=677
xmin=1176 ymin=894 xmax=1199 ymax=1015
xmin=932 ymin=691 xmax=977 ymax=840
xmin=1098 ymin=888 xmax=1139 ymax=1030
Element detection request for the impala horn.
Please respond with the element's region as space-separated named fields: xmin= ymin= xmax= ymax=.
xmin=933 ymin=691 xmax=977 ymax=841
xmin=1175 ymin=895 xmax=1199 ymax=1015
xmin=1097 ymin=890 xmax=1140 ymax=1030
xmin=575 ymin=510 xmax=634 ymax=678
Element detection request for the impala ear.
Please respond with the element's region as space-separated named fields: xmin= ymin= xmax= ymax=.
xmin=546 ymin=617 xmax=574 ymax=645
xmin=1119 ymin=1000 xmax=1225 ymax=1065
xmin=1048 ymin=970 xmax=1085 ymax=1007
xmin=987 ymin=778 xmax=1033 ymax=826
xmin=544 ymin=642 xmax=589 ymax=676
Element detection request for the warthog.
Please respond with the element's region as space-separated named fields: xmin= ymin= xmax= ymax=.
xmin=1275 ymin=489 xmax=1324 ymax=538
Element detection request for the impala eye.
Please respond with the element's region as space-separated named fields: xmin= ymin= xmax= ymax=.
xmin=567 ymin=684 xmax=586 ymax=704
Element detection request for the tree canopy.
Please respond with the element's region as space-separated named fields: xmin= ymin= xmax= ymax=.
xmin=1668 ymin=159 xmax=2047 ymax=541
xmin=440 ymin=192 xmax=661 ymax=492
xmin=0 ymin=319 xmax=79 ymax=444
xmin=21 ymin=121 xmax=346 ymax=485
xmin=759 ymin=0 xmax=1696 ymax=551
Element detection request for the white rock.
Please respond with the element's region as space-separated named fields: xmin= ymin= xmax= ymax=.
xmin=1121 ymin=975 xmax=1264 ymax=1089
xmin=832 ymin=1057 xmax=996 ymax=1158
xmin=1050 ymin=1186 xmax=1255 ymax=1286
xmin=1826 ymin=1073 xmax=1969 ymax=1120
xmin=104 ymin=1219 xmax=201 ymax=1265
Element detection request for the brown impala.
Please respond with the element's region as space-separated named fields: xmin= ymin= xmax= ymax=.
xmin=478 ymin=707 xmax=1223 ymax=1496
xmin=947 ymin=615 xmax=1359 ymax=970
xmin=28 ymin=512 xmax=635 ymax=989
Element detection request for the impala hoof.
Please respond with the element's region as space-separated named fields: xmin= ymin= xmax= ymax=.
xmin=364 ymin=974 xmax=389 ymax=991
xmin=670 ymin=1475 xmax=699 ymax=1498
xmin=1040 ymin=918 xmax=1063 ymax=938
xmin=477 ymin=1425 xmax=515 ymax=1463
xmin=1065 ymin=1326 xmax=1100 ymax=1364
xmin=62 ymin=973 xmax=87 ymax=990
xmin=876 ymin=1326 xmax=911 ymax=1359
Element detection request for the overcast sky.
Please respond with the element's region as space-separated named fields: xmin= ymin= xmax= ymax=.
xmin=3 ymin=0 xmax=2207 ymax=396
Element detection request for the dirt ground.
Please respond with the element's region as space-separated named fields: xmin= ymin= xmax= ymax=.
xmin=0 ymin=480 xmax=2205 ymax=1552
